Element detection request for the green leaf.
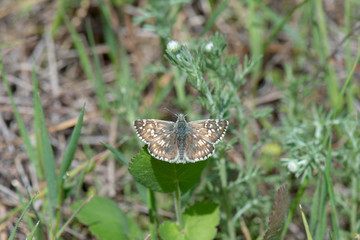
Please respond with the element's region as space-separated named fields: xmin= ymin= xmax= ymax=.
xmin=129 ymin=146 xmax=207 ymax=193
xmin=200 ymin=0 xmax=229 ymax=36
xmin=58 ymin=104 xmax=85 ymax=191
xmin=159 ymin=201 xmax=219 ymax=240
xmin=9 ymin=193 xmax=37 ymax=240
xmin=103 ymin=142 xmax=128 ymax=166
xmin=158 ymin=222 xmax=184 ymax=240
xmin=71 ymin=196 xmax=143 ymax=240
xmin=300 ymin=205 xmax=313 ymax=240
xmin=33 ymin=71 xmax=58 ymax=209
xmin=63 ymin=13 xmax=95 ymax=88
xmin=25 ymin=221 xmax=40 ymax=240
xmin=1 ymin=62 xmax=37 ymax=174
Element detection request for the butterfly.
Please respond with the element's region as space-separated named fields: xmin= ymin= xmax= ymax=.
xmin=133 ymin=114 xmax=228 ymax=163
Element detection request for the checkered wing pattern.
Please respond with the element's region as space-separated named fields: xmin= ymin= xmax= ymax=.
xmin=148 ymin=132 xmax=179 ymax=162
xmin=188 ymin=119 xmax=229 ymax=144
xmin=133 ymin=119 xmax=174 ymax=143
xmin=134 ymin=116 xmax=229 ymax=164
xmin=184 ymin=132 xmax=215 ymax=162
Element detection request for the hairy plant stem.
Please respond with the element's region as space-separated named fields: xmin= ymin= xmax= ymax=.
xmin=219 ymin=158 xmax=236 ymax=240
xmin=147 ymin=189 xmax=158 ymax=239
xmin=174 ymin=183 xmax=182 ymax=227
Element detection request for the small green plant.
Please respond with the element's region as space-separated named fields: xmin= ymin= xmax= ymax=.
xmin=121 ymin=33 xmax=284 ymax=240
xmin=129 ymin=147 xmax=219 ymax=240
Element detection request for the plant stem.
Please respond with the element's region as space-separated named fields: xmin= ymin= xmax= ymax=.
xmin=174 ymin=183 xmax=182 ymax=227
xmin=147 ymin=189 xmax=158 ymax=239
xmin=281 ymin=177 xmax=309 ymax=239
xmin=219 ymin=158 xmax=236 ymax=240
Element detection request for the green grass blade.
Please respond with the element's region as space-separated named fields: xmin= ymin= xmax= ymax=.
xmin=147 ymin=189 xmax=158 ymax=239
xmin=262 ymin=0 xmax=309 ymax=51
xmin=1 ymin=62 xmax=38 ymax=174
xmin=16 ymin=187 xmax=43 ymax=240
xmin=50 ymin=0 xmax=70 ymax=37
xmin=314 ymin=179 xmax=327 ymax=239
xmin=63 ymin=13 xmax=96 ymax=88
xmin=98 ymin=0 xmax=119 ymax=67
xmin=8 ymin=193 xmax=38 ymax=240
xmin=281 ymin=177 xmax=309 ymax=239
xmin=309 ymin=178 xmax=321 ymax=233
xmin=102 ymin=142 xmax=128 ymax=166
xmin=247 ymin=0 xmax=265 ymax=89
xmin=32 ymin=70 xmax=58 ymax=210
xmin=324 ymin=139 xmax=340 ymax=239
xmin=57 ymin=104 xmax=86 ymax=194
xmin=299 ymin=205 xmax=313 ymax=240
xmin=201 ymin=0 xmax=229 ymax=36
xmin=25 ymin=221 xmax=40 ymax=240
xmin=340 ymin=36 xmax=360 ymax=100
xmin=56 ymin=194 xmax=94 ymax=239
xmin=85 ymin=20 xmax=109 ymax=113
xmin=314 ymin=0 xmax=341 ymax=111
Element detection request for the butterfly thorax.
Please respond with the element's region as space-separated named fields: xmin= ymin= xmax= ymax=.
xmin=175 ymin=117 xmax=189 ymax=138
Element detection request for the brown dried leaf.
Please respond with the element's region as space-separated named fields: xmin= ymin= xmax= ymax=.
xmin=264 ymin=186 xmax=289 ymax=240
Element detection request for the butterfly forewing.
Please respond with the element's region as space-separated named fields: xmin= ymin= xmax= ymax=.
xmin=188 ymin=119 xmax=229 ymax=144
xmin=148 ymin=132 xmax=179 ymax=162
xmin=184 ymin=132 xmax=215 ymax=162
xmin=133 ymin=119 xmax=174 ymax=143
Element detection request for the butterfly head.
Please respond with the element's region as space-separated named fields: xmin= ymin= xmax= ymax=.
xmin=176 ymin=113 xmax=187 ymax=122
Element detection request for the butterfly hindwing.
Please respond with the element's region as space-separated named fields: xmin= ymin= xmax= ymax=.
xmin=184 ymin=132 xmax=215 ymax=162
xmin=188 ymin=119 xmax=229 ymax=144
xmin=148 ymin=132 xmax=179 ymax=162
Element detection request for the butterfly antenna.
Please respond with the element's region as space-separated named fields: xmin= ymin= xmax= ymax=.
xmin=184 ymin=111 xmax=191 ymax=118
xmin=161 ymin=107 xmax=177 ymax=117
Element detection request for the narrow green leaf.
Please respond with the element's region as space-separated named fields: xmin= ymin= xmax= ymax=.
xmin=57 ymin=195 xmax=94 ymax=239
xmin=33 ymin=71 xmax=58 ymax=208
xmin=300 ymin=205 xmax=313 ymax=240
xmin=9 ymin=193 xmax=37 ymax=240
xmin=98 ymin=0 xmax=119 ymax=66
xmin=50 ymin=0 xmax=70 ymax=37
xmin=1 ymin=62 xmax=38 ymax=173
xmin=339 ymin=36 xmax=360 ymax=100
xmin=26 ymin=221 xmax=40 ymax=240
xmin=314 ymin=0 xmax=341 ymax=111
xmin=281 ymin=177 xmax=308 ymax=238
xmin=103 ymin=142 xmax=128 ymax=166
xmin=324 ymin=139 xmax=339 ymax=239
xmin=314 ymin=180 xmax=328 ymax=240
xmin=129 ymin=146 xmax=207 ymax=193
xmin=71 ymin=196 xmax=143 ymax=240
xmin=200 ymin=0 xmax=229 ymax=36
xmin=85 ymin=20 xmax=109 ymax=113
xmin=58 ymin=104 xmax=86 ymax=191
xmin=63 ymin=13 xmax=95 ymax=86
